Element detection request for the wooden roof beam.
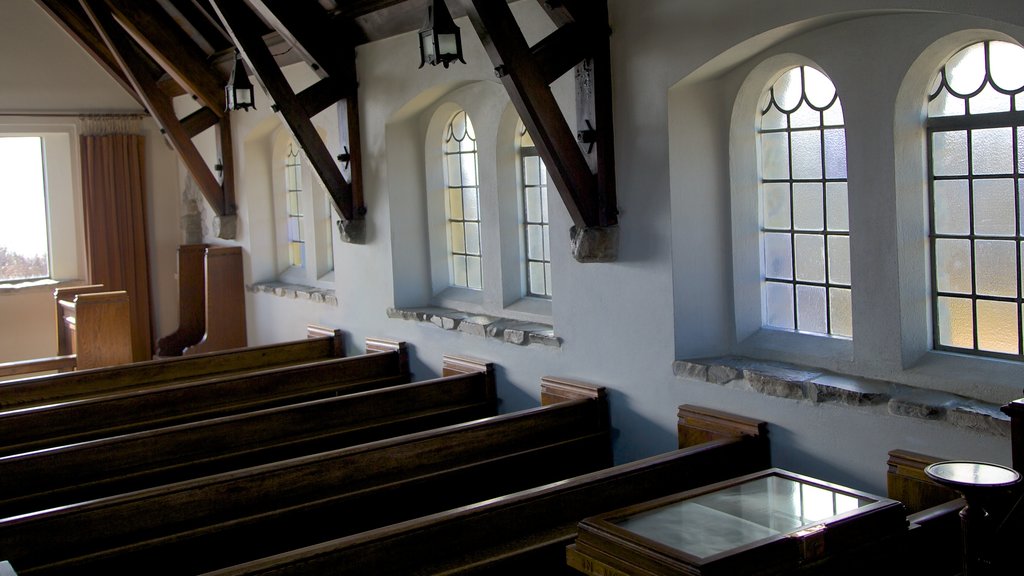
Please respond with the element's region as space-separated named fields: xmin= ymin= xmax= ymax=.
xmin=461 ymin=0 xmax=617 ymax=261
xmin=210 ymin=0 xmax=364 ymax=243
xmin=81 ymin=0 xmax=236 ymax=235
xmin=104 ymin=0 xmax=226 ymax=113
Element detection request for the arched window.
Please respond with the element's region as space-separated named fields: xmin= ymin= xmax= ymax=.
xmin=284 ymin=141 xmax=305 ymax=269
xmin=518 ymin=122 xmax=552 ymax=298
xmin=927 ymin=40 xmax=1024 ymax=359
xmin=444 ymin=110 xmax=482 ymax=290
xmin=759 ymin=66 xmax=851 ymax=337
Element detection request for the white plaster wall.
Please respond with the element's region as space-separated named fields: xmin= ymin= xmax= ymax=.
xmin=180 ymin=0 xmax=1022 ymax=494
xmin=0 ymin=0 xmax=182 ymax=360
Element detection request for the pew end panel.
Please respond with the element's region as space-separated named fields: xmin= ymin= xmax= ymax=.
xmin=1001 ymin=397 xmax=1024 ymax=473
xmin=677 ymin=404 xmax=768 ymax=449
xmin=306 ymin=325 xmax=345 ymax=357
xmin=64 ymin=291 xmax=134 ymax=370
xmin=183 ymin=246 xmax=247 ymax=356
xmin=540 ymin=377 xmax=607 ymax=406
xmin=443 ymin=355 xmax=496 ymax=406
xmin=156 ymin=244 xmax=209 ymax=357
xmin=886 ymin=449 xmax=961 ymax=514
xmin=53 ymin=284 xmax=106 ymax=358
xmin=365 ymin=337 xmax=409 ymax=376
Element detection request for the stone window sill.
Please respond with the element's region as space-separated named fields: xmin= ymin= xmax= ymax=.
xmin=0 ymin=278 xmax=74 ymax=295
xmin=248 ymin=281 xmax=337 ymax=306
xmin=674 ymin=356 xmax=1010 ymax=437
xmin=387 ymin=306 xmax=560 ymax=348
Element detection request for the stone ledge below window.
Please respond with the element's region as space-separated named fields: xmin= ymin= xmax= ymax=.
xmin=248 ymin=282 xmax=337 ymax=306
xmin=387 ymin=306 xmax=560 ymax=348
xmin=674 ymin=356 xmax=1010 ymax=437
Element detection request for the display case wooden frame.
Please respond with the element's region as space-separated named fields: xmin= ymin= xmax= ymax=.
xmin=568 ymin=468 xmax=907 ymax=576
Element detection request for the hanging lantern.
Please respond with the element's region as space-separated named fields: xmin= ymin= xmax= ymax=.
xmin=418 ymin=0 xmax=465 ymax=69
xmin=225 ymin=49 xmax=256 ymax=112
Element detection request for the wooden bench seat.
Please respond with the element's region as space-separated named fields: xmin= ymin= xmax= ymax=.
xmin=201 ymin=404 xmax=770 ymax=576
xmin=0 ymin=380 xmax=610 ymax=576
xmin=0 ymin=340 xmax=408 ymax=457
xmin=0 ymin=327 xmax=347 ymax=411
xmin=0 ymin=355 xmax=494 ymax=518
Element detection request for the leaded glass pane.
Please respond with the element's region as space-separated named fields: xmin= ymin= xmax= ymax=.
xmin=762 ymin=132 xmax=790 ymax=180
xmin=946 ymin=43 xmax=986 ymax=96
xmin=466 ymin=256 xmax=482 ymax=289
xmin=529 ymin=262 xmax=546 ymax=296
xmin=824 ymin=129 xmax=847 ymax=179
xmin=763 ymin=183 xmax=791 ymax=230
xmin=774 ymin=68 xmax=802 ymax=111
xmin=829 ymin=288 xmax=853 ymax=338
xmin=827 ymin=236 xmax=851 ymax=286
xmin=977 ymin=300 xmax=1018 ymax=354
xmin=461 ymin=154 xmax=478 ymax=186
xmin=526 ymin=187 xmax=542 ymax=222
xmin=447 ymin=155 xmax=462 ymax=187
xmin=519 ymin=121 xmax=552 ymax=299
xmin=933 ymin=179 xmax=970 ymax=235
xmin=825 ymin=182 xmax=849 ymax=232
xmin=971 ymin=83 xmax=1011 ymax=115
xmin=790 ymin=100 xmax=820 ymax=129
xmin=974 ymin=240 xmax=1016 ymax=298
xmin=527 ymin=225 xmax=544 ymax=260
xmin=804 ymin=67 xmax=837 ymax=109
xmin=793 ymin=183 xmax=823 ymax=231
xmin=797 ymin=285 xmax=828 ymax=334
xmin=764 ymin=233 xmax=793 ymax=280
xmin=462 ymin=188 xmax=479 ymax=221
xmin=765 ymin=281 xmax=795 ymax=330
xmin=973 ymin=179 xmax=1016 ymax=236
xmin=937 ymin=296 xmax=974 ymax=349
xmin=762 ymin=106 xmax=787 ymax=130
xmin=452 ymin=255 xmax=468 ymax=286
xmin=464 ymin=222 xmax=480 ymax=255
xmin=794 ymin=234 xmax=825 ymax=283
xmin=932 ymin=131 xmax=968 ymax=176
xmin=445 ymin=111 xmax=482 ymax=290
xmin=448 ymin=188 xmax=463 ymax=220
xmin=525 ymin=156 xmax=541 ymax=186
xmin=935 ymin=238 xmax=972 ymax=294
xmin=822 ymin=100 xmax=844 ymax=126
xmin=990 ymin=41 xmax=1024 ymax=92
xmin=287 ymin=216 xmax=303 ymax=240
xmin=288 ymin=242 xmax=303 ymax=268
xmin=790 ymin=130 xmax=822 ymax=180
xmin=929 ymin=89 xmax=965 ymax=118
xmin=450 ymin=222 xmax=465 ymax=253
xmin=972 ymin=128 xmax=1014 ymax=175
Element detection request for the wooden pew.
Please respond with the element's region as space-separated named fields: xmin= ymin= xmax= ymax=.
xmin=0 ymin=355 xmax=495 ymax=518
xmin=0 ymin=339 xmax=408 ymax=457
xmin=0 ymin=380 xmax=611 ymax=576
xmin=183 ymin=245 xmax=247 ymax=355
xmin=54 ymin=285 xmax=133 ymax=370
xmin=0 ymin=327 xmax=347 ymax=411
xmin=199 ymin=402 xmax=770 ymax=576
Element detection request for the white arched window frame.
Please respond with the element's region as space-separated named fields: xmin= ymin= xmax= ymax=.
xmin=272 ymin=131 xmax=336 ymax=286
xmin=517 ymin=120 xmax=553 ymax=299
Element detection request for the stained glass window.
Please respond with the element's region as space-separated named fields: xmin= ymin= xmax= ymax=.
xmin=519 ymin=123 xmax=552 ymax=298
xmin=927 ymin=41 xmax=1024 ymax=359
xmin=759 ymin=66 xmax=851 ymax=337
xmin=444 ymin=110 xmax=482 ymax=290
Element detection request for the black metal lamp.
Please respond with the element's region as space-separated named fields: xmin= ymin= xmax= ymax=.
xmin=418 ymin=0 xmax=465 ymax=69
xmin=225 ymin=50 xmax=256 ymax=112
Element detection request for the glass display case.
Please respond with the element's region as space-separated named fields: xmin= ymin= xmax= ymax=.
xmin=568 ymin=468 xmax=907 ymax=575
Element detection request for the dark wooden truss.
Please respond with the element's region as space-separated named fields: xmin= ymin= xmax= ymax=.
xmin=35 ymin=0 xmax=617 ymax=256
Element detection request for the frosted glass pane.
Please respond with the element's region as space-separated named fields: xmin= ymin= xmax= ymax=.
xmin=797 ymin=285 xmax=827 ymax=334
xmin=765 ymin=281 xmax=795 ymax=330
xmin=447 ymin=155 xmax=462 ymax=186
xmin=764 ymin=233 xmax=793 ymax=280
xmin=1018 ymin=93 xmax=1024 ymax=114
xmin=790 ymin=100 xmax=820 ymax=129
xmin=804 ymin=67 xmax=837 ymax=109
xmin=525 ymin=156 xmax=541 ymax=186
xmin=794 ymin=234 xmax=825 ymax=283
xmin=466 ymin=256 xmax=482 ymax=290
xmin=464 ymin=222 xmax=481 ymax=255
xmin=829 ymin=287 xmax=853 ymax=337
xmin=460 ymin=137 xmax=476 ymax=153
xmin=450 ymin=112 xmax=467 ymax=141
xmin=545 ymin=263 xmax=552 ymax=295
xmin=937 ymin=296 xmax=974 ymax=349
xmin=972 ymin=128 xmax=1013 ymax=175
xmin=946 ymin=43 xmax=986 ymax=96
xmin=762 ymin=132 xmax=790 ymax=179
xmin=977 ymin=300 xmax=1018 ymax=354
xmin=762 ymin=106 xmax=787 ymax=131
xmin=929 ymin=89 xmax=965 ymax=118
xmin=932 ymin=131 xmax=968 ymax=176
xmin=287 ymin=191 xmax=300 ymax=215
xmin=461 ymin=155 xmax=478 ymax=186
xmin=450 ymin=222 xmax=465 ymax=253
xmin=791 ymin=131 xmax=822 ymax=180
xmin=935 ymin=238 xmax=972 ymax=294
xmin=974 ymin=240 xmax=1016 ymax=298
xmin=827 ymin=236 xmax=851 ymax=286
xmin=543 ymin=225 xmax=550 ymax=260
xmin=540 ymin=183 xmax=549 ymax=221
xmin=527 ymin=225 xmax=544 ymax=259
xmin=448 ymin=188 xmax=463 ymax=220
xmin=932 ymin=179 xmax=970 ymax=235
xmin=1019 ymin=129 xmax=1024 ymax=173
xmin=529 ymin=262 xmax=546 ymax=296
xmin=526 ymin=187 xmax=542 ymax=222
xmin=774 ymin=68 xmax=802 ymax=111
xmin=462 ymin=188 xmax=479 ymax=221
xmin=285 ymin=163 xmax=299 ymax=191
xmin=826 ymin=182 xmax=849 ymax=232
xmin=793 ymin=183 xmax=824 ymax=231
xmin=822 ymin=100 xmax=844 ymax=125
xmin=287 ymin=217 xmax=302 ymax=241
xmin=824 ymin=129 xmax=847 ymax=179
xmin=763 ymin=183 xmax=791 ymax=229
xmin=452 ymin=255 xmax=467 ymax=287
xmin=973 ymin=179 xmax=1016 ymax=236
xmin=969 ymin=84 xmax=1010 ymax=114
xmin=445 ymin=135 xmax=460 ymax=154
xmin=989 ymin=41 xmax=1024 ymax=92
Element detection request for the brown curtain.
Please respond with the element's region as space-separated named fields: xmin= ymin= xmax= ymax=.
xmin=79 ymin=119 xmax=152 ymax=361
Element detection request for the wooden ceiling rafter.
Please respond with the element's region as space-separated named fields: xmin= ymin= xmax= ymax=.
xmin=460 ymin=0 xmax=618 ymax=261
xmin=208 ymin=0 xmax=364 ymax=243
xmin=79 ymin=0 xmax=237 ymax=236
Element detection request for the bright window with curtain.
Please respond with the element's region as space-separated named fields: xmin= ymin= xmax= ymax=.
xmin=759 ymin=66 xmax=851 ymax=337
xmin=444 ymin=110 xmax=482 ymax=290
xmin=284 ymin=141 xmax=305 ymax=269
xmin=927 ymin=40 xmax=1024 ymax=360
xmin=519 ymin=122 xmax=552 ymax=298
xmin=0 ymin=136 xmax=49 ymax=282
